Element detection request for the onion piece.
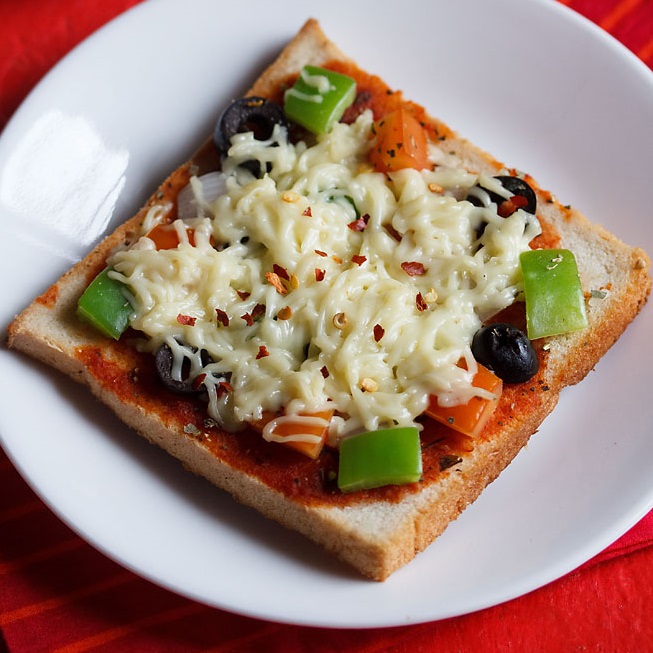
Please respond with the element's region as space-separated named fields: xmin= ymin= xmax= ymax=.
xmin=177 ymin=172 xmax=228 ymax=220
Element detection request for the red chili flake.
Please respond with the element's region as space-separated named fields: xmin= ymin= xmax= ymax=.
xmin=314 ymin=249 xmax=328 ymax=257
xmin=320 ymin=365 xmax=329 ymax=378
xmin=236 ymin=290 xmax=251 ymax=301
xmin=177 ymin=314 xmax=196 ymax=326
xmin=373 ymin=324 xmax=385 ymax=342
xmin=272 ymin=263 xmax=289 ymax=280
xmin=242 ymin=303 xmax=266 ymax=326
xmin=347 ymin=213 xmax=370 ymax=232
xmin=351 ymin=254 xmax=367 ymax=266
xmin=302 ymin=207 xmax=312 ymax=217
xmin=401 ymin=261 xmax=426 ymax=276
xmin=265 ymin=272 xmax=288 ymax=295
xmin=192 ymin=373 xmax=207 ymax=391
xmin=315 ymin=268 xmax=326 ymax=282
xmin=216 ymin=308 xmax=229 ymax=327
xmin=384 ymin=224 xmax=402 ymax=242
xmin=497 ymin=194 xmax=529 ymax=218
xmin=256 ymin=345 xmax=270 ymax=359
xmin=217 ymin=381 xmax=233 ymax=397
xmin=415 ymin=293 xmax=428 ymax=312
xmin=252 ymin=303 xmax=266 ymax=320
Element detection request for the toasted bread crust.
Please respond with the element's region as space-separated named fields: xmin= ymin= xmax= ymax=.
xmin=7 ymin=19 xmax=651 ymax=580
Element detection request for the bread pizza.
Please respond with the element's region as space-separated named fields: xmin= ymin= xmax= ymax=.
xmin=7 ymin=18 xmax=651 ymax=581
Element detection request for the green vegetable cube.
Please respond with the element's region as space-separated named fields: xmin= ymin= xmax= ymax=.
xmin=520 ymin=249 xmax=588 ymax=340
xmin=284 ymin=65 xmax=356 ymax=135
xmin=338 ymin=427 xmax=422 ymax=492
xmin=77 ymin=267 xmax=133 ymax=340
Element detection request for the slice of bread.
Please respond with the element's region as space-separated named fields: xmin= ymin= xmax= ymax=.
xmin=7 ymin=19 xmax=651 ymax=581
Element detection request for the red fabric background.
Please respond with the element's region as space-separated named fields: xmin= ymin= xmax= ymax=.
xmin=1 ymin=1 xmax=652 ymax=651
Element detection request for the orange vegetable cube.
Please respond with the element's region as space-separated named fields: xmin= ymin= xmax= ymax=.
xmin=252 ymin=410 xmax=333 ymax=459
xmin=369 ymin=107 xmax=429 ymax=173
xmin=425 ymin=363 xmax=502 ymax=438
xmin=145 ymin=223 xmax=199 ymax=250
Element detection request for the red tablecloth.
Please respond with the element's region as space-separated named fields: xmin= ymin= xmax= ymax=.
xmin=1 ymin=1 xmax=652 ymax=651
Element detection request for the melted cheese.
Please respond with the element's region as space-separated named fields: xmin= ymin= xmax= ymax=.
xmin=262 ymin=414 xmax=329 ymax=445
xmin=285 ymin=67 xmax=332 ymax=104
xmin=108 ymin=111 xmax=540 ymax=441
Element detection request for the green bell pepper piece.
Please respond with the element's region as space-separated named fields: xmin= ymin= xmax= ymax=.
xmin=520 ymin=248 xmax=588 ymax=340
xmin=338 ymin=426 xmax=422 ymax=492
xmin=284 ymin=65 xmax=356 ymax=135
xmin=77 ymin=267 xmax=133 ymax=340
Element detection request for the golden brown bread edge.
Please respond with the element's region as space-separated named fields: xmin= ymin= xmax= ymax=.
xmin=6 ymin=19 xmax=651 ymax=580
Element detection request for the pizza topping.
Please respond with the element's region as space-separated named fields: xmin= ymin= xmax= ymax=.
xmin=520 ymin=248 xmax=588 ymax=339
xmin=258 ymin=410 xmax=333 ymax=459
xmin=265 ymin=271 xmax=288 ymax=295
xmin=415 ymin=292 xmax=429 ymax=312
xmin=360 ymin=378 xmax=379 ymax=393
xmin=256 ymin=345 xmax=270 ymax=359
xmin=493 ymin=175 xmax=537 ymax=215
xmin=424 ymin=363 xmax=502 ymax=438
xmin=106 ymin=100 xmax=541 ymax=449
xmin=241 ymin=303 xmax=266 ymax=327
xmin=497 ymin=195 xmax=528 ymax=218
xmin=347 ymin=215 xmax=369 ymax=232
xmin=214 ymin=96 xmax=289 ymax=159
xmin=277 ymin=305 xmax=293 ymax=321
xmin=337 ymin=427 xmax=422 ymax=492
xmin=77 ymin=268 xmax=133 ymax=340
xmin=368 ymin=107 xmax=429 ymax=173
xmin=177 ymin=172 xmax=229 ymax=220
xmin=154 ymin=342 xmax=211 ymax=395
xmin=401 ymin=261 xmax=426 ymax=276
xmin=145 ymin=223 xmax=194 ymax=250
xmin=216 ymin=381 xmax=233 ymax=397
xmin=332 ymin=312 xmax=348 ymax=330
xmin=467 ymin=175 xmax=537 ymax=216
xmin=284 ymin=65 xmax=357 ymax=134
xmin=177 ymin=314 xmax=196 ymax=326
xmin=471 ymin=323 xmax=539 ymax=384
xmin=215 ymin=308 xmax=230 ymax=327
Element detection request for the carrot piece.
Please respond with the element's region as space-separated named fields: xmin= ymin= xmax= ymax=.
xmin=369 ymin=107 xmax=429 ymax=173
xmin=252 ymin=410 xmax=333 ymax=459
xmin=145 ymin=223 xmax=198 ymax=250
xmin=424 ymin=363 xmax=502 ymax=438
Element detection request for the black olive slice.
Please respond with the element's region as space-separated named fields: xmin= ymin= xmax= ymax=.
xmin=214 ymin=96 xmax=289 ymax=158
xmin=471 ymin=323 xmax=539 ymax=384
xmin=467 ymin=175 xmax=537 ymax=215
xmin=491 ymin=175 xmax=537 ymax=215
xmin=154 ymin=343 xmax=212 ymax=395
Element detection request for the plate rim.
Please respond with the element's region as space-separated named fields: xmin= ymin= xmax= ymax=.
xmin=1 ymin=0 xmax=652 ymax=628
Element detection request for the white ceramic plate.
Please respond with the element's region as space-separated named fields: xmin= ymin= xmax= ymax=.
xmin=1 ymin=0 xmax=652 ymax=628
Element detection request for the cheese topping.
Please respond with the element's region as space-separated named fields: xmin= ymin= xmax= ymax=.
xmin=285 ymin=67 xmax=333 ymax=105
xmin=262 ymin=414 xmax=329 ymax=445
xmin=108 ymin=110 xmax=540 ymax=442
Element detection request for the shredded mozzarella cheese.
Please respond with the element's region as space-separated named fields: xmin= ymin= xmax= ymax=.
xmin=108 ymin=111 xmax=540 ymax=441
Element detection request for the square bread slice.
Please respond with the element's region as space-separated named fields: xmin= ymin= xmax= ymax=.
xmin=7 ymin=19 xmax=651 ymax=580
